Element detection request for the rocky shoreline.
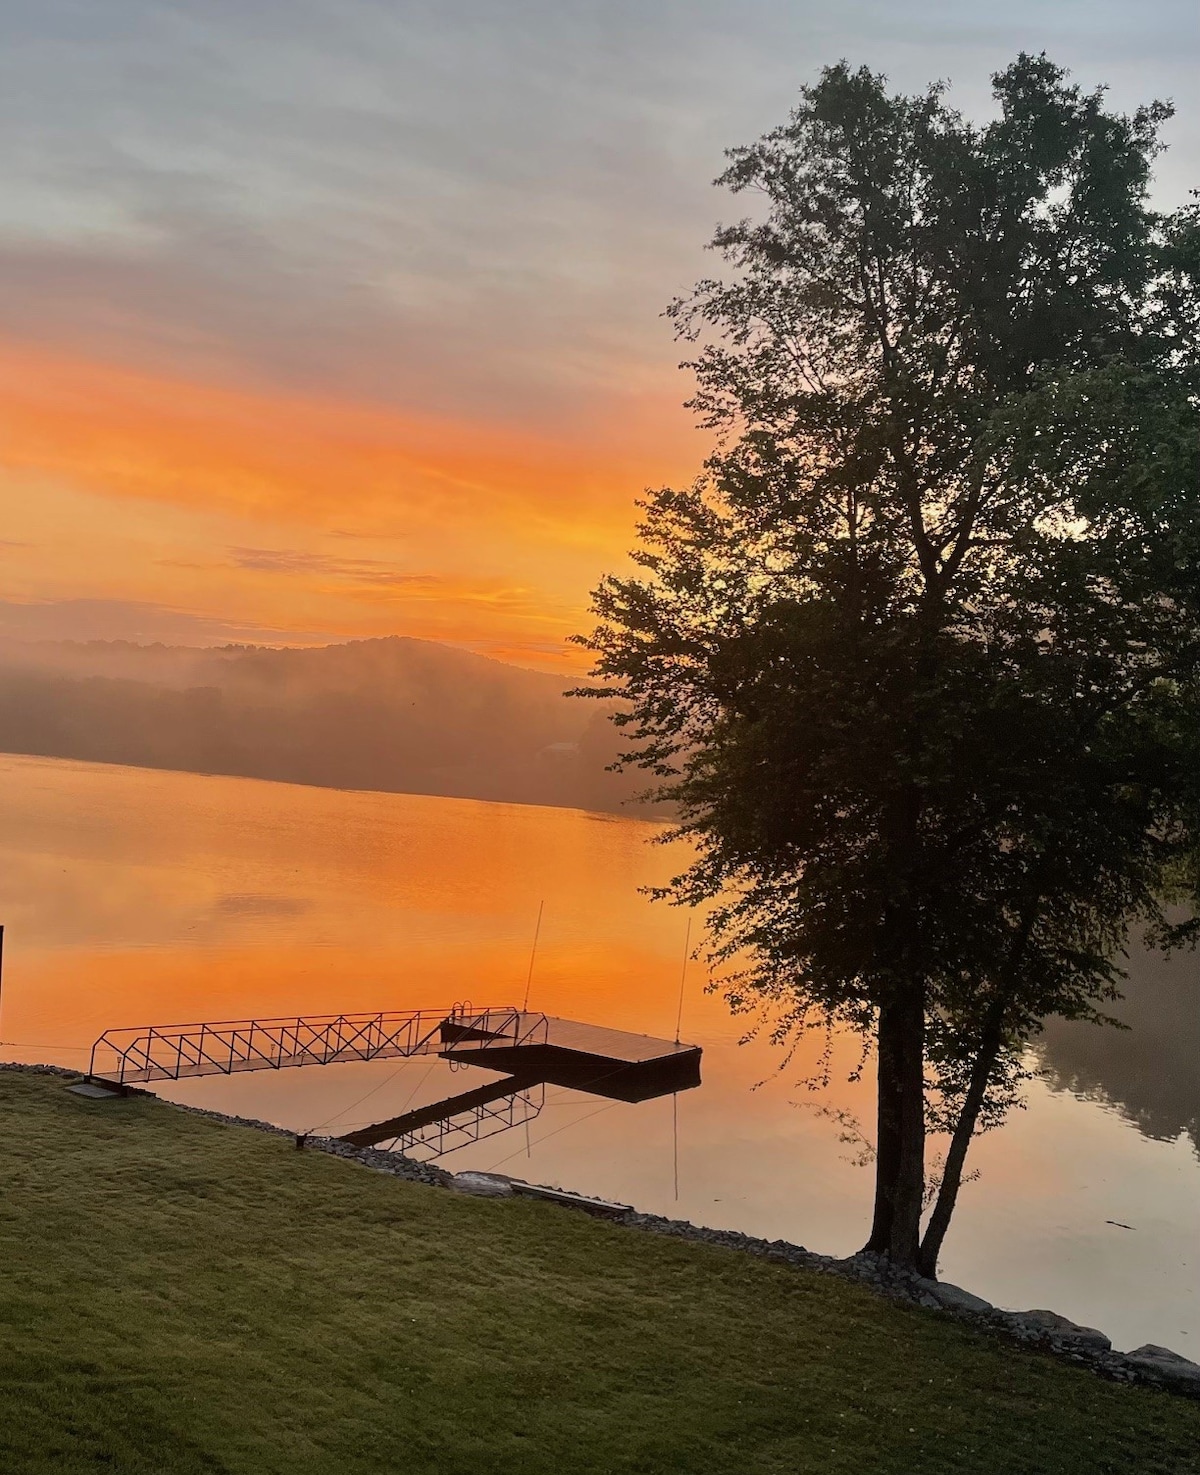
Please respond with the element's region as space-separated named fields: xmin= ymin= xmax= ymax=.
xmin=14 ymin=1061 xmax=1199 ymax=1400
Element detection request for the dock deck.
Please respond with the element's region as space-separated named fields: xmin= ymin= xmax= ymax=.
xmin=441 ymin=1013 xmax=701 ymax=1102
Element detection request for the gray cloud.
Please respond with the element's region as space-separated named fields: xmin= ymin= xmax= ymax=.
xmin=0 ymin=0 xmax=1195 ymax=432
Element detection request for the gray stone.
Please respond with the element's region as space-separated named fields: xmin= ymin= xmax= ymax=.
xmin=1129 ymin=1344 xmax=1197 ymax=1364
xmin=67 ymin=1082 xmax=124 ymax=1100
xmin=918 ymin=1279 xmax=993 ymax=1315
xmin=1123 ymin=1345 xmax=1200 ymax=1392
xmin=450 ymin=1171 xmax=514 ymax=1198
xmin=1011 ymin=1310 xmax=1111 ymax=1353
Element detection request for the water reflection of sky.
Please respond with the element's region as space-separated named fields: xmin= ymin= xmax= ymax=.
xmin=2 ymin=751 xmax=1198 ymax=1355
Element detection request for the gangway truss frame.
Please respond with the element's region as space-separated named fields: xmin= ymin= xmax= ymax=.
xmin=87 ymin=1005 xmax=548 ymax=1087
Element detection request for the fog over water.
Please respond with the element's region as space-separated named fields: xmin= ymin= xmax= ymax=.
xmin=2 ymin=752 xmax=1198 ymax=1355
xmin=0 ymin=636 xmax=647 ymax=813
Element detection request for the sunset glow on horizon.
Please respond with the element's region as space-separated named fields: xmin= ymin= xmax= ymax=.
xmin=3 ymin=2 xmax=1197 ymax=670
xmin=0 ymin=334 xmax=700 ymax=667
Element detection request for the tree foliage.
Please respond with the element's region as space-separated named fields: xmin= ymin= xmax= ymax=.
xmin=579 ymin=55 xmax=1200 ymax=1271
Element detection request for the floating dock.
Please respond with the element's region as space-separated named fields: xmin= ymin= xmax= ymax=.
xmin=85 ymin=1005 xmax=702 ymax=1157
xmin=440 ymin=1014 xmax=701 ymax=1102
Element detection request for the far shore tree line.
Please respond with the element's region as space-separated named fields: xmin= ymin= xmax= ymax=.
xmin=581 ymin=53 xmax=1200 ymax=1274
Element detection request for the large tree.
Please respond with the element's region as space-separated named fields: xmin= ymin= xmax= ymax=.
xmin=579 ymin=55 xmax=1200 ymax=1272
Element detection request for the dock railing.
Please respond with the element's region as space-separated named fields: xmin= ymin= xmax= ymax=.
xmin=87 ymin=1005 xmax=545 ymax=1086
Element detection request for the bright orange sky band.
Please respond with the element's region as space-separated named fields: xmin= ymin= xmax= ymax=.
xmin=0 ymin=338 xmax=701 ymax=669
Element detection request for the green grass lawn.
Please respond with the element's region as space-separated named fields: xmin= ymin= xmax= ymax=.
xmin=2 ymin=1069 xmax=1198 ymax=1475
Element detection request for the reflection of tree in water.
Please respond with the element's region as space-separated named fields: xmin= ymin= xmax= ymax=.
xmin=1036 ymin=945 xmax=1200 ymax=1157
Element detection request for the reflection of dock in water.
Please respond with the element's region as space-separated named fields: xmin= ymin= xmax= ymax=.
xmin=85 ymin=1006 xmax=702 ymax=1158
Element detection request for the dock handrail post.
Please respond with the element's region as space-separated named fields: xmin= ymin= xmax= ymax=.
xmin=141 ymin=1027 xmax=157 ymax=1085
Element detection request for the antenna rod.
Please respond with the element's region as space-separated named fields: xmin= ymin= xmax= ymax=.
xmin=674 ymin=914 xmax=691 ymax=1045
xmin=522 ymin=900 xmax=544 ymax=1013
xmin=672 ymin=913 xmax=690 ymax=1202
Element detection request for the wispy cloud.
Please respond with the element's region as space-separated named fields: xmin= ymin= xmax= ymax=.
xmin=229 ymin=547 xmax=439 ymax=588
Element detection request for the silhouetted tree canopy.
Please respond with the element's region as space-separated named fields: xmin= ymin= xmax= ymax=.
xmin=580 ymin=54 xmax=1200 ymax=1272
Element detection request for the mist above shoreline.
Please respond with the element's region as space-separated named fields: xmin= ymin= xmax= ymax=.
xmin=0 ymin=634 xmax=654 ymax=816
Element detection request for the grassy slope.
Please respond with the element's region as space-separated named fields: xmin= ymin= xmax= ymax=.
xmin=1 ymin=1070 xmax=1198 ymax=1475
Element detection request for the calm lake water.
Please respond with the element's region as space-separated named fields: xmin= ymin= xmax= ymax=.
xmin=2 ymin=751 xmax=1198 ymax=1355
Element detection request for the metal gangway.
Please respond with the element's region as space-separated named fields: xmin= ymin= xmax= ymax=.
xmin=87 ymin=1005 xmax=547 ymax=1087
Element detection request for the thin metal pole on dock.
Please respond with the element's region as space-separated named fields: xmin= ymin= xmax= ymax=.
xmin=673 ymin=914 xmax=690 ymax=1201
xmin=522 ymin=900 xmax=544 ymax=1013
xmin=675 ymin=914 xmax=691 ymax=1045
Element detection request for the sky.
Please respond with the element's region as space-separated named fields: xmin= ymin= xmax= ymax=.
xmin=1 ymin=1 xmax=1198 ymax=671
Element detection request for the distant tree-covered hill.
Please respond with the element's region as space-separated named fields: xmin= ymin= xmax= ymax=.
xmin=0 ymin=637 xmax=654 ymax=815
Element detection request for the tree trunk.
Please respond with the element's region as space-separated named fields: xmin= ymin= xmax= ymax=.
xmin=864 ymin=1005 xmax=902 ymax=1253
xmin=865 ymin=782 xmax=928 ymax=1267
xmin=864 ymin=985 xmax=926 ymax=1265
xmin=916 ymin=1002 xmax=1005 ymax=1278
xmin=917 ymin=899 xmax=1041 ymax=1278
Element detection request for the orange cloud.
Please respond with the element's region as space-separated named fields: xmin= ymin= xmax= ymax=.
xmin=0 ymin=337 xmax=694 ymax=543
xmin=0 ymin=336 xmax=701 ymax=665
